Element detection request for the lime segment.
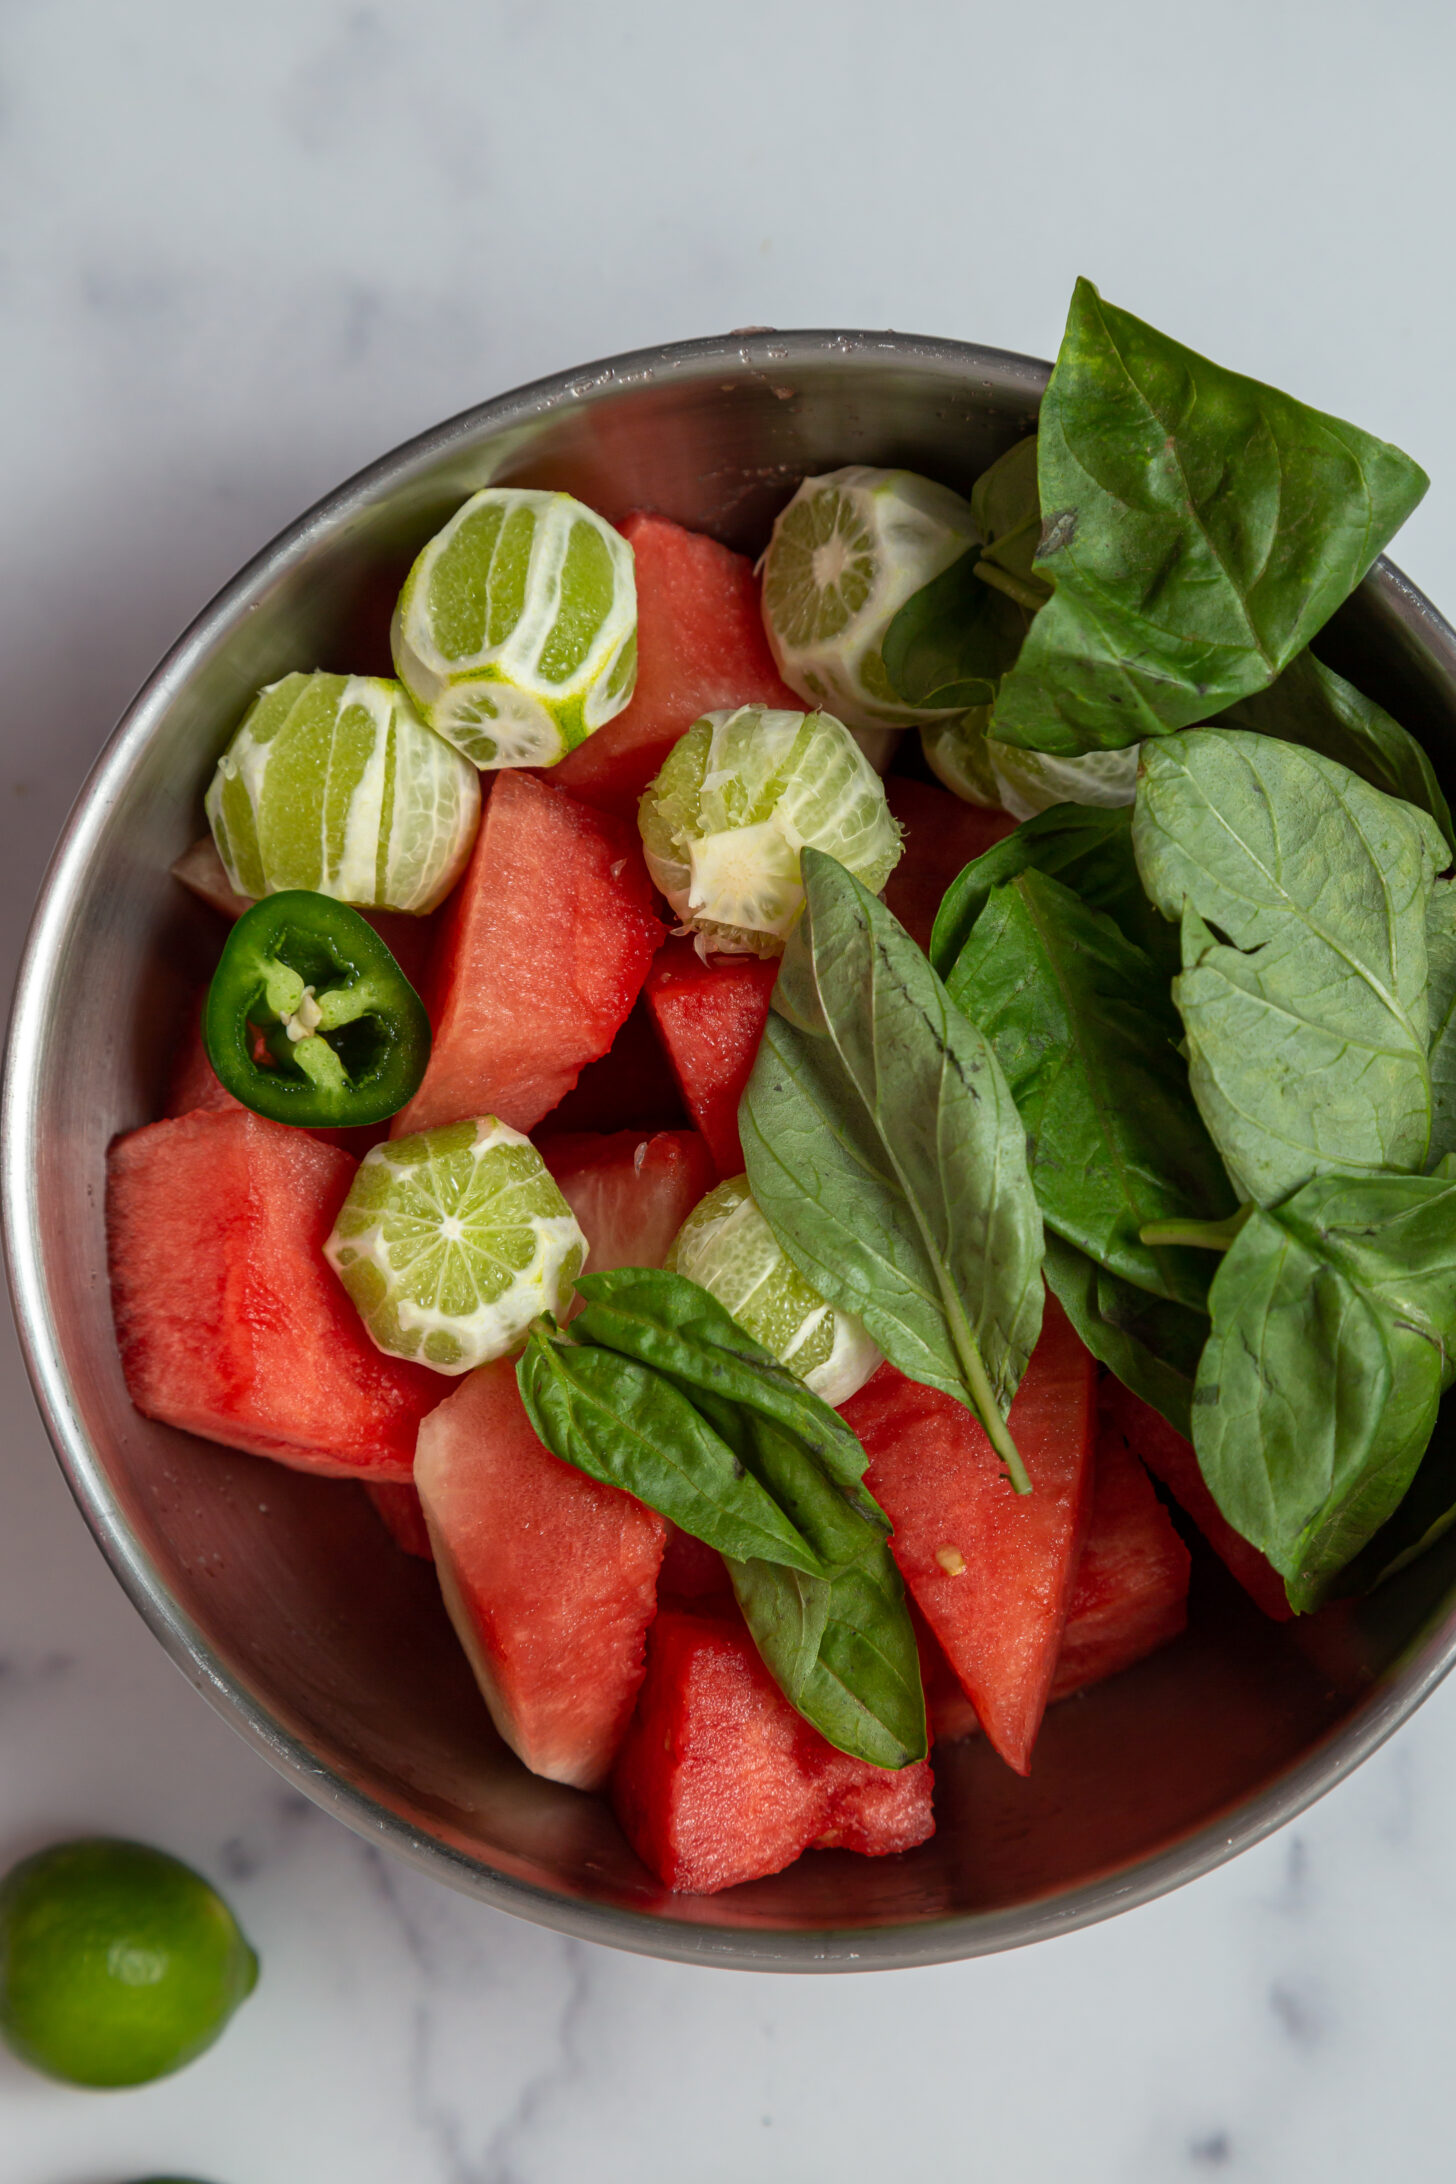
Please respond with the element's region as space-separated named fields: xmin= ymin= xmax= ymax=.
xmin=0 ymin=1839 xmax=258 ymax=2089
xmin=326 ymin=1118 xmax=587 ymax=1372
xmin=205 ymin=671 xmax=480 ymax=914
xmin=667 ymin=1176 xmax=881 ymax=1405
xmin=761 ymin=467 xmax=979 ymax=731
xmin=391 ymin=487 xmax=637 ymax=768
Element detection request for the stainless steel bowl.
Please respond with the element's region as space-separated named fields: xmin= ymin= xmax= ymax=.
xmin=8 ymin=329 xmax=1456 ymax=1971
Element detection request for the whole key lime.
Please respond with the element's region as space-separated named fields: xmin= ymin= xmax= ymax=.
xmin=0 ymin=1839 xmax=259 ymax=2087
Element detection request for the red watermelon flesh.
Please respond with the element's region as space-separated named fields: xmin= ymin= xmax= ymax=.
xmin=542 ymin=995 xmax=688 ymax=1136
xmin=393 ymin=771 xmax=663 ymax=1138
xmin=913 ymin=1417 xmax=1189 ymax=1741
xmin=880 ymin=777 xmax=1018 ymax=954
xmin=538 ymin=1128 xmax=716 ymax=1278
xmin=1048 ymin=1420 xmax=1190 ymax=1701
xmin=1103 ymin=1381 xmax=1293 ymax=1621
xmin=657 ymin=1524 xmax=733 ymax=1606
xmin=840 ymin=1296 xmax=1097 ymax=1774
xmin=367 ymin=1481 xmax=435 ymax=1560
xmin=546 ymin=513 xmax=801 ymax=824
xmin=644 ymin=939 xmax=778 ymax=1179
xmin=163 ymin=994 xmax=391 ymax=1156
xmin=107 ymin=1109 xmax=441 ymax=1479
xmin=611 ymin=1610 xmax=934 ymax=1894
xmin=414 ymin=1356 xmax=666 ymax=1790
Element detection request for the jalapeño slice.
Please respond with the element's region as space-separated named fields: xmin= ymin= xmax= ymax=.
xmin=203 ymin=891 xmax=430 ymax=1129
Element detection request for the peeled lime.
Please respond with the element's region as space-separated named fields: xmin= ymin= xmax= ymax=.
xmin=922 ymin=708 xmax=1140 ymax=819
xmin=638 ymin=704 xmax=901 ymax=956
xmin=326 ymin=1118 xmax=586 ymax=1372
xmin=206 ymin=671 xmax=480 ymax=914
xmin=0 ymin=1839 xmax=258 ymax=2089
xmin=920 ymin=706 xmax=1003 ymax=808
xmin=761 ymin=466 xmax=978 ymax=731
xmin=391 ymin=486 xmax=637 ymax=767
xmin=668 ymin=1176 xmax=881 ymax=1405
xmin=984 ymin=736 xmax=1140 ymax=820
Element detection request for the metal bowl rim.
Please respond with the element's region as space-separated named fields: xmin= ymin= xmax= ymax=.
xmin=7 ymin=324 xmax=1456 ymax=1971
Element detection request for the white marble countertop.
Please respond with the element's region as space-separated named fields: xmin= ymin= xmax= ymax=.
xmin=6 ymin=4 xmax=1456 ymax=2177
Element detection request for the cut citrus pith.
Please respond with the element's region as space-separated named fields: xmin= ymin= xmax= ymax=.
xmin=761 ymin=467 xmax=978 ymax=730
xmin=391 ymin=487 xmax=637 ymax=768
xmin=325 ymin=1118 xmax=586 ymax=1372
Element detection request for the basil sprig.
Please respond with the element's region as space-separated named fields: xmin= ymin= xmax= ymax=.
xmin=740 ymin=848 xmax=1044 ymax=1492
xmin=991 ymin=277 xmax=1428 ymax=755
xmin=516 ymin=1266 xmax=926 ymax=1767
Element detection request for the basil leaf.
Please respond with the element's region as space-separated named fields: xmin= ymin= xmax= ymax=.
xmin=1134 ymin=731 xmax=1444 ymax=1205
xmin=970 ymin=433 xmax=1042 ymax=582
xmin=1042 ymin=1232 xmax=1204 ymax=1440
xmin=1216 ymin=649 xmax=1455 ymax=855
xmin=929 ymin=802 xmax=1178 ymax=981
xmin=992 ymin=278 xmax=1428 ymax=756
xmin=948 ymin=870 xmax=1234 ymax=1308
xmin=514 ymin=1327 xmax=832 ymax=1578
xmin=1195 ymin=1169 xmax=1456 ymax=1608
xmin=727 ymin=1415 xmax=926 ymax=1767
xmin=880 ymin=549 xmax=1020 ymax=713
xmin=741 ymin=850 xmax=1044 ymax=1489
xmin=882 ymin=434 xmax=1042 ymax=712
xmin=1426 ymin=880 xmax=1456 ymax=1170
xmin=1339 ymin=1388 xmax=1456 ymax=1593
xmin=571 ymin=1265 xmax=874 ymax=1511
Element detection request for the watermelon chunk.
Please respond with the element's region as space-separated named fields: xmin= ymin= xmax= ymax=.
xmin=1048 ymin=1419 xmax=1190 ymax=1701
xmin=164 ymin=994 xmax=391 ymax=1155
xmin=107 ymin=1109 xmax=441 ymax=1479
xmin=414 ymin=1357 xmax=666 ymax=1790
xmin=644 ymin=940 xmax=778 ymax=1179
xmin=543 ymin=996 xmax=688 ymax=1136
xmin=880 ymin=777 xmax=1018 ymax=955
xmin=840 ymin=1296 xmax=1096 ymax=1774
xmin=393 ymin=771 xmax=663 ymax=1138
xmin=546 ymin=513 xmax=801 ymax=823
xmin=611 ymin=1610 xmax=934 ymax=1894
xmin=913 ymin=1411 xmax=1188 ymax=1741
xmin=538 ymin=1128 xmax=716 ymax=1277
xmin=1103 ymin=1381 xmax=1293 ymax=1621
xmin=367 ymin=1481 xmax=434 ymax=1561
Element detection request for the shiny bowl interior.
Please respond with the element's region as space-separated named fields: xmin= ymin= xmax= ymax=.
xmin=8 ymin=330 xmax=1456 ymax=1972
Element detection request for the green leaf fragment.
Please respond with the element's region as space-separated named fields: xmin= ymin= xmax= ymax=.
xmin=1194 ymin=1169 xmax=1456 ymax=1608
xmin=930 ymin=802 xmax=1179 ymax=982
xmin=947 ymin=869 xmax=1234 ymax=1309
xmin=1041 ymin=1232 xmax=1205 ymax=1441
xmin=1214 ymin=647 xmax=1455 ymax=855
xmin=1134 ymin=731 xmax=1444 ymax=1206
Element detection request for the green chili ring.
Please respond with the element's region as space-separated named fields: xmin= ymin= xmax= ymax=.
xmin=202 ymin=891 xmax=431 ymax=1129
